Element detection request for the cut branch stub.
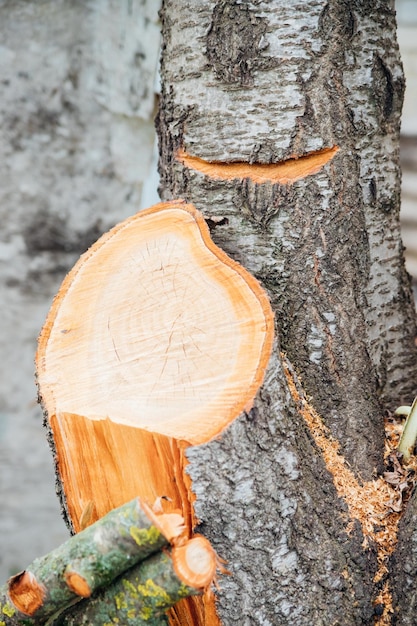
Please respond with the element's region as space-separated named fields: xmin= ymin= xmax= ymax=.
xmin=51 ymin=540 xmax=217 ymax=626
xmin=36 ymin=201 xmax=273 ymax=624
xmin=1 ymin=498 xmax=184 ymax=625
xmin=37 ymin=201 xmax=272 ymax=446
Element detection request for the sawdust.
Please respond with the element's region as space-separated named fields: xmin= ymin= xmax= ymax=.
xmin=282 ymin=356 xmax=417 ymax=626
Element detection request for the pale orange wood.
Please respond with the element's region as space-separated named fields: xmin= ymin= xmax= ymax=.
xmin=48 ymin=413 xmax=193 ymax=531
xmin=36 ymin=201 xmax=274 ymax=625
xmin=8 ymin=573 xmax=45 ymax=615
xmin=177 ymin=146 xmax=339 ymax=184
xmin=172 ymin=536 xmax=217 ymax=589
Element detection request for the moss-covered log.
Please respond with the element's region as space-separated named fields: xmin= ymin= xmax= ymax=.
xmin=51 ymin=537 xmax=215 ymax=626
xmin=0 ymin=498 xmax=185 ymax=625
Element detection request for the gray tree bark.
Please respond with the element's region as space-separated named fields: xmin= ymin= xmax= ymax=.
xmin=157 ymin=1 xmax=417 ymax=624
xmin=3 ymin=2 xmax=417 ymax=625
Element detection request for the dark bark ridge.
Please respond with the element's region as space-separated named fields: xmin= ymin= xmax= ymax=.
xmin=188 ymin=350 xmax=379 ymax=625
xmin=391 ymin=493 xmax=417 ymax=624
xmin=157 ymin=1 xmax=417 ymax=623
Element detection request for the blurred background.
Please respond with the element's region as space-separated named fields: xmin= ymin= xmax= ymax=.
xmin=0 ymin=0 xmax=161 ymax=579
xmin=397 ymin=1 xmax=417 ymax=288
xmin=0 ymin=1 xmax=416 ymax=581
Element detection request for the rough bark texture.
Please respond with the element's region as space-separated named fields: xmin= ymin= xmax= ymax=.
xmin=157 ymin=1 xmax=417 ymax=623
xmin=157 ymin=0 xmax=417 ymax=480
xmin=0 ymin=0 xmax=160 ymax=580
xmin=391 ymin=494 xmax=417 ymax=624
xmin=188 ymin=350 xmax=377 ymax=625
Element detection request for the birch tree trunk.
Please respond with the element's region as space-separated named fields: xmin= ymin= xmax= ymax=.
xmin=157 ymin=1 xmax=417 ymax=623
xmin=0 ymin=0 xmax=160 ymax=580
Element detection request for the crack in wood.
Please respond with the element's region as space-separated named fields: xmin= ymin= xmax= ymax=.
xmin=177 ymin=146 xmax=339 ymax=185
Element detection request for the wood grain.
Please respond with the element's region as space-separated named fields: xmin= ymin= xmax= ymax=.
xmin=36 ymin=201 xmax=274 ymax=626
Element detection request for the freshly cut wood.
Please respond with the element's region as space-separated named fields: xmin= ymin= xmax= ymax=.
xmin=177 ymin=146 xmax=339 ymax=185
xmin=36 ymin=201 xmax=274 ymax=624
xmin=171 ymin=535 xmax=218 ymax=590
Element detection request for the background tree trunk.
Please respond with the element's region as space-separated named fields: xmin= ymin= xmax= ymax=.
xmin=157 ymin=1 xmax=417 ymax=623
xmin=0 ymin=0 xmax=160 ymax=580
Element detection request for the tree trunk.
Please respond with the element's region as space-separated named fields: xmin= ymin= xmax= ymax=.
xmin=157 ymin=1 xmax=417 ymax=623
xmin=0 ymin=0 xmax=160 ymax=580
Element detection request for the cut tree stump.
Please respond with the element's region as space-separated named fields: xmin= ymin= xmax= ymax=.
xmin=36 ymin=201 xmax=274 ymax=625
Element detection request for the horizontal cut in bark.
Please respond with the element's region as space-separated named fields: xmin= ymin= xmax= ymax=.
xmin=2 ymin=498 xmax=180 ymax=624
xmin=36 ymin=201 xmax=274 ymax=625
xmin=177 ymin=146 xmax=339 ymax=185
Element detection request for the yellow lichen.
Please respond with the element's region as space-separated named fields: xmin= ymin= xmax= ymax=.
xmin=139 ymin=605 xmax=153 ymax=620
xmin=137 ymin=578 xmax=171 ymax=603
xmin=129 ymin=526 xmax=161 ymax=547
xmin=114 ymin=592 xmax=128 ymax=611
xmin=1 ymin=602 xmax=15 ymax=618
